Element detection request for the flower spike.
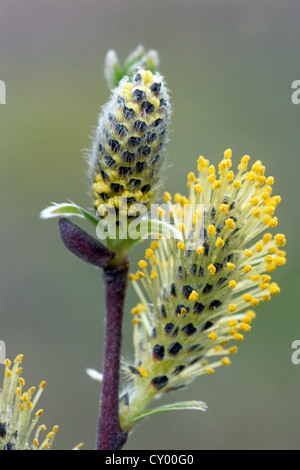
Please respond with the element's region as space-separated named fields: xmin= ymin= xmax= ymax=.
xmin=89 ymin=68 xmax=171 ymax=218
xmin=120 ymin=150 xmax=286 ymax=430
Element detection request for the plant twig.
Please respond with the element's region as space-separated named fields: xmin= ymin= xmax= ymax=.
xmin=96 ymin=260 xmax=129 ymax=450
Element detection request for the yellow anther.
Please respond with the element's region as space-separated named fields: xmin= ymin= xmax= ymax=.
xmin=264 ymin=206 xmax=275 ymax=215
xmin=157 ymin=207 xmax=165 ymax=217
xmin=222 ymin=357 xmax=231 ymax=366
xmin=227 ymin=262 xmax=235 ymax=271
xmin=263 ymin=233 xmax=273 ymax=244
xmin=206 ymin=368 xmax=215 ymax=374
xmin=229 ymin=303 xmax=237 ymax=313
xmin=265 ymin=262 xmax=276 ymax=272
xmin=233 ymin=180 xmax=242 ymax=190
xmin=145 ymin=248 xmax=154 ymax=258
xmin=150 ymin=270 xmax=158 ymax=280
xmin=250 ymin=274 xmax=261 ymax=281
xmin=256 ymin=241 xmax=264 ymax=253
xmin=187 ymin=171 xmax=196 ymax=182
xmin=136 ymin=271 xmax=145 ymax=279
xmin=208 ymin=174 xmax=216 ymax=184
xmin=207 ymin=225 xmax=216 ymax=236
xmin=244 ymin=249 xmax=253 ymax=257
xmin=252 ymin=208 xmax=262 ymax=218
xmin=274 ymin=257 xmax=286 ymax=267
xmin=228 ymin=319 xmax=238 ymax=327
xmin=225 ymin=218 xmax=235 ymax=230
xmin=275 ymin=234 xmax=286 ymax=247
xmin=224 ymin=148 xmax=232 ymax=159
xmin=14 ymin=354 xmax=24 ymax=363
xmin=164 ymin=192 xmax=172 ymax=202
xmin=208 ymin=165 xmax=215 ymax=175
xmin=150 ymin=241 xmax=159 ymax=250
xmin=226 ymin=171 xmax=234 ymax=181
xmin=177 ymin=223 xmax=185 ymax=232
xmin=212 ymin=180 xmax=221 ymax=189
xmin=196 ymin=246 xmax=204 ymax=255
xmin=197 ymin=156 xmax=210 ymax=170
xmin=229 ymin=346 xmax=238 ymax=354
xmin=268 ymin=217 xmax=278 ymax=228
xmin=131 ymin=303 xmax=145 ymax=315
xmin=270 ymin=284 xmax=280 ymax=295
xmin=194 ymin=183 xmax=203 ymax=194
xmin=138 ymin=260 xmax=148 ymax=269
xmin=262 ymin=294 xmax=271 ymax=301
xmin=5 ymin=359 xmax=11 ymax=367
xmin=137 ymin=366 xmax=149 ymax=377
xmin=240 ymin=323 xmax=252 ymax=332
xmin=266 ymin=176 xmax=274 ymax=185
xmin=189 ymin=290 xmax=199 ymax=301
xmin=215 ymin=237 xmax=225 ymax=247
xmin=246 ymin=310 xmax=256 ymax=320
xmin=39 ymin=381 xmax=46 ymax=389
xmin=177 ymin=241 xmax=185 ymax=250
xmin=229 ymin=280 xmax=237 ymax=288
xmin=250 ymin=196 xmax=260 ymax=206
xmin=250 ymin=298 xmax=259 ymax=307
xmin=241 ymin=155 xmax=250 ymax=165
xmin=53 ymin=425 xmax=59 ymax=433
xmin=129 ymin=274 xmax=137 ymax=281
xmin=208 ymin=264 xmax=216 ymax=276
xmin=36 ymin=409 xmax=44 ymax=417
xmin=243 ymin=265 xmax=253 ymax=274
xmin=260 ymin=283 xmax=269 ymax=290
xmin=234 ymin=333 xmax=244 ymax=341
xmin=219 ymin=203 xmax=229 ymax=212
xmin=243 ymin=294 xmax=252 ymax=302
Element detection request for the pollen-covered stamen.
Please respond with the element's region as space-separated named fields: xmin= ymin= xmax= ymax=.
xmin=89 ymin=68 xmax=171 ymax=216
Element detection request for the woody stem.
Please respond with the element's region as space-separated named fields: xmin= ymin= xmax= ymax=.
xmin=96 ymin=259 xmax=129 ymax=450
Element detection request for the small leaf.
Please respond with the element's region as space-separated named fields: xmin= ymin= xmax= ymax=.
xmin=86 ymin=368 xmax=103 ymax=383
xmin=40 ymin=202 xmax=99 ymax=226
xmin=132 ymin=400 xmax=208 ymax=424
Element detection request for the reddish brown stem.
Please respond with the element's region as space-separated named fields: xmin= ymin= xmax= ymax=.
xmin=96 ymin=261 xmax=129 ymax=450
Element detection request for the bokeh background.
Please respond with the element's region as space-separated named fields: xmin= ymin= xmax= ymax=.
xmin=1 ymin=0 xmax=299 ymax=450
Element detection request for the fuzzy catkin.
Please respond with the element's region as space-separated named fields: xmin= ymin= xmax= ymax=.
xmin=89 ymin=68 xmax=171 ymax=216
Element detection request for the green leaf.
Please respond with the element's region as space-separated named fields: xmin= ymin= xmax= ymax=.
xmin=132 ymin=400 xmax=208 ymax=424
xmin=40 ymin=202 xmax=99 ymax=226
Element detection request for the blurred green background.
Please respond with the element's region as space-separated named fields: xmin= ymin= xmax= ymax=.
xmin=1 ymin=0 xmax=299 ymax=450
